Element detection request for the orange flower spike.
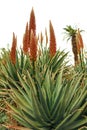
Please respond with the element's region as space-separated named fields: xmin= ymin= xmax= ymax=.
xmin=78 ymin=29 xmax=84 ymax=49
xmin=49 ymin=21 xmax=56 ymax=57
xmin=29 ymin=7 xmax=36 ymax=36
xmin=30 ymin=30 xmax=37 ymax=61
xmin=23 ymin=22 xmax=29 ymax=54
xmin=10 ymin=32 xmax=17 ymax=64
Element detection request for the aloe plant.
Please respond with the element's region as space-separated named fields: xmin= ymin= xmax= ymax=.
xmin=0 ymin=34 xmax=70 ymax=129
xmin=2 ymin=66 xmax=87 ymax=130
xmin=0 ymin=47 xmax=86 ymax=129
xmin=0 ymin=6 xmax=86 ymax=129
xmin=0 ymin=39 xmax=87 ymax=130
xmin=63 ymin=25 xmax=84 ymax=66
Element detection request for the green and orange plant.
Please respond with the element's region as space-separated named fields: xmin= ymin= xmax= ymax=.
xmin=0 ymin=8 xmax=87 ymax=130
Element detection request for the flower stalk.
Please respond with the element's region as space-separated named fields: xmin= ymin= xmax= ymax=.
xmin=49 ymin=21 xmax=56 ymax=57
xmin=10 ymin=32 xmax=17 ymax=64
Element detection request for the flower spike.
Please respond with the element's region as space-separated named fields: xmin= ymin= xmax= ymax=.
xmin=49 ymin=20 xmax=56 ymax=57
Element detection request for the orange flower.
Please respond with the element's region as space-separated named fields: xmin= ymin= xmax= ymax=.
xmin=28 ymin=7 xmax=36 ymax=50
xmin=29 ymin=8 xmax=36 ymax=35
xmin=23 ymin=22 xmax=29 ymax=54
xmin=49 ymin=21 xmax=56 ymax=57
xmin=10 ymin=32 xmax=17 ymax=64
xmin=30 ymin=30 xmax=37 ymax=61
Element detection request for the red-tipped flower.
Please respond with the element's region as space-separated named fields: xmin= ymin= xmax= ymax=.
xmin=29 ymin=8 xmax=36 ymax=36
xmin=49 ymin=21 xmax=56 ymax=57
xmin=30 ymin=30 xmax=37 ymax=61
xmin=10 ymin=32 xmax=17 ymax=64
xmin=23 ymin=22 xmax=29 ymax=54
xmin=28 ymin=7 xmax=36 ymax=49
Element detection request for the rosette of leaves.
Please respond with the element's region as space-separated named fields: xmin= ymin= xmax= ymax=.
xmin=2 ymin=67 xmax=87 ymax=130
